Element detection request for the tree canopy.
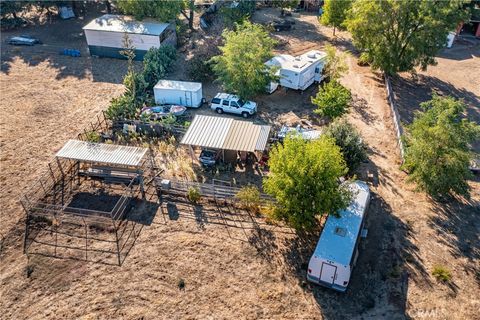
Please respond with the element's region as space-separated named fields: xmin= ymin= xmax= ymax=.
xmin=345 ymin=0 xmax=469 ymax=75
xmin=210 ymin=21 xmax=277 ymax=99
xmin=320 ymin=0 xmax=352 ymax=35
xmin=117 ymin=0 xmax=184 ymax=21
xmin=263 ymin=135 xmax=351 ymax=230
xmin=402 ymin=95 xmax=480 ymax=199
xmin=323 ymin=44 xmax=349 ymax=81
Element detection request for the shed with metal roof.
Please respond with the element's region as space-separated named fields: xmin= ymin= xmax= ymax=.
xmin=83 ymin=14 xmax=176 ymax=60
xmin=180 ymin=115 xmax=271 ymax=153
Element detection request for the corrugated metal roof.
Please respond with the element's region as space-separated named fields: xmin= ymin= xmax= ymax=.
xmin=56 ymin=140 xmax=148 ymax=167
xmin=223 ymin=121 xmax=260 ymax=152
xmin=181 ymin=115 xmax=233 ymax=150
xmin=181 ymin=115 xmax=271 ymax=152
xmin=83 ymin=14 xmax=170 ymax=36
xmin=256 ymin=125 xmax=271 ymax=152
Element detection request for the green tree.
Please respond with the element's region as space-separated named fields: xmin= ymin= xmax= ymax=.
xmin=142 ymin=45 xmax=177 ymax=90
xmin=402 ymin=95 xmax=480 ymax=199
xmin=323 ymin=44 xmax=349 ymax=81
xmin=325 ymin=119 xmax=368 ymax=174
xmin=263 ymin=135 xmax=351 ymax=230
xmin=271 ymin=0 xmax=299 ymax=10
xmin=210 ymin=21 xmax=277 ymax=99
xmin=320 ymin=0 xmax=352 ymax=36
xmin=117 ymin=0 xmax=184 ymax=21
xmin=345 ymin=0 xmax=469 ymax=75
xmin=220 ymin=0 xmax=256 ymax=27
xmin=312 ymin=80 xmax=352 ymax=119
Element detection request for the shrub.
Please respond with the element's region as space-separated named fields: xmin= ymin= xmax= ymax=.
xmin=25 ymin=264 xmax=34 ymax=278
xmin=85 ymin=130 xmax=101 ymax=143
xmin=143 ymin=45 xmax=177 ymax=91
xmin=186 ymin=187 xmax=201 ymax=203
xmin=235 ymin=185 xmax=261 ymax=213
xmin=187 ymin=54 xmax=214 ymax=82
xmin=325 ymin=119 xmax=368 ymax=174
xmin=432 ymin=265 xmax=452 ymax=282
xmin=105 ymin=94 xmax=137 ymax=121
xmin=312 ymin=80 xmax=352 ymax=120
xmin=324 ymin=44 xmax=349 ymax=81
xmin=177 ymin=278 xmax=185 ymax=290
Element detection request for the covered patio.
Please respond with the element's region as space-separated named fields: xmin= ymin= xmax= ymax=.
xmin=180 ymin=115 xmax=271 ymax=165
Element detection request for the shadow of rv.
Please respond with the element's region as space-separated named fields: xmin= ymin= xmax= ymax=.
xmin=282 ymin=192 xmax=430 ymax=319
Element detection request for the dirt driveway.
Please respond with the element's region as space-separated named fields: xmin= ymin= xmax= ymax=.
xmin=1 ymin=7 xmax=479 ymax=320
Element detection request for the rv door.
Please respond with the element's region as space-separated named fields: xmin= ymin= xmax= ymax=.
xmin=320 ymin=262 xmax=337 ymax=284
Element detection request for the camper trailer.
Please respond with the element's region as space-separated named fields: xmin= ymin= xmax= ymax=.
xmin=307 ymin=181 xmax=371 ymax=292
xmin=266 ymin=50 xmax=327 ymax=92
xmin=154 ymin=80 xmax=204 ymax=108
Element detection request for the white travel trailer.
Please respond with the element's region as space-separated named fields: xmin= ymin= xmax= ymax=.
xmin=307 ymin=181 xmax=371 ymax=292
xmin=154 ymin=80 xmax=204 ymax=108
xmin=266 ymin=50 xmax=327 ymax=92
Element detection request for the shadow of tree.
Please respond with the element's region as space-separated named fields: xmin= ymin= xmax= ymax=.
xmin=428 ymin=197 xmax=480 ymax=277
xmin=281 ymin=192 xmax=430 ymax=319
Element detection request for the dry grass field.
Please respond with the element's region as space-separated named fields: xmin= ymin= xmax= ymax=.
xmin=1 ymin=6 xmax=479 ymax=320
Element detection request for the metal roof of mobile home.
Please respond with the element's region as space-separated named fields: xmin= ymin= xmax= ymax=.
xmin=181 ymin=115 xmax=271 ymax=152
xmin=56 ymin=140 xmax=148 ymax=167
xmin=83 ymin=14 xmax=170 ymax=36
xmin=312 ymin=181 xmax=371 ymax=266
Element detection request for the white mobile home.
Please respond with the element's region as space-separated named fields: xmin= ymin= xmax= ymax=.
xmin=154 ymin=80 xmax=204 ymax=108
xmin=307 ymin=181 xmax=371 ymax=292
xmin=266 ymin=50 xmax=327 ymax=92
xmin=83 ymin=14 xmax=176 ymax=60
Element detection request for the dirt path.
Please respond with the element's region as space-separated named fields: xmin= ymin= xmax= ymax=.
xmin=342 ymin=56 xmax=480 ymax=319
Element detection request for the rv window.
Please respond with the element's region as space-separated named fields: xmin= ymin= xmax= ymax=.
xmin=315 ymin=67 xmax=320 ymax=73
xmin=334 ymin=227 xmax=347 ymax=237
xmin=222 ymin=100 xmax=230 ymax=106
xmin=212 ymin=98 xmax=221 ymax=104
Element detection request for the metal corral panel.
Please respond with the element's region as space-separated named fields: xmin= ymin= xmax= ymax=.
xmin=313 ymin=181 xmax=371 ymax=266
xmin=256 ymin=125 xmax=271 ymax=151
xmin=223 ymin=121 xmax=260 ymax=153
xmin=181 ymin=115 xmax=233 ymax=150
xmin=83 ymin=14 xmax=170 ymax=36
xmin=56 ymin=140 xmax=148 ymax=167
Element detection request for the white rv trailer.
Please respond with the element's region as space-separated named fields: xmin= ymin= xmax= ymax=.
xmin=307 ymin=181 xmax=371 ymax=292
xmin=154 ymin=80 xmax=204 ymax=108
xmin=266 ymin=50 xmax=327 ymax=92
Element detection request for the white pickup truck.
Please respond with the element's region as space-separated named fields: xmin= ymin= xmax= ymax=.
xmin=210 ymin=93 xmax=257 ymax=118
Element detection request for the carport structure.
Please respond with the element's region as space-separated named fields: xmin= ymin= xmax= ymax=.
xmin=180 ymin=115 xmax=271 ymax=162
xmin=21 ymin=140 xmax=151 ymax=265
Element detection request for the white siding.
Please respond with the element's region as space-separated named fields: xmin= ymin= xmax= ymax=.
xmin=85 ymin=29 xmax=160 ymax=50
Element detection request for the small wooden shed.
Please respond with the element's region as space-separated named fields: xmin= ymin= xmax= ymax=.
xmin=83 ymin=14 xmax=177 ymax=60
